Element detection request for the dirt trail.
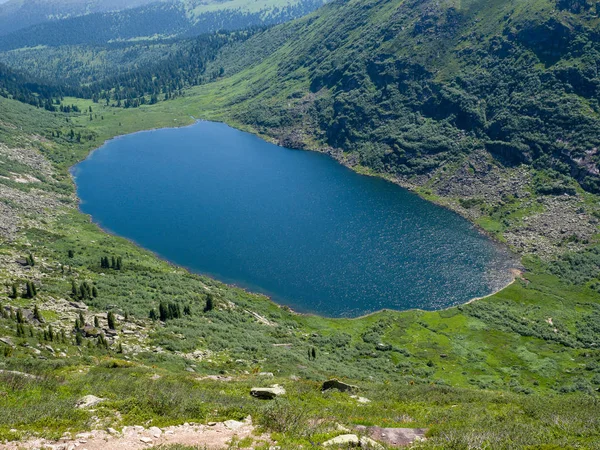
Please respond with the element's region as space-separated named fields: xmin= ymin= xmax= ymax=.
xmin=1 ymin=418 xmax=271 ymax=450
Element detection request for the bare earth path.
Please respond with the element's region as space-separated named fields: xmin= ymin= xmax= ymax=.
xmin=1 ymin=418 xmax=271 ymax=450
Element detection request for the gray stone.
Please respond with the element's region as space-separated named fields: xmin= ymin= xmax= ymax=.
xmin=250 ymin=385 xmax=286 ymax=399
xmin=224 ymin=420 xmax=244 ymax=430
xmin=76 ymin=395 xmax=105 ymax=409
xmin=323 ymin=434 xmax=360 ymax=446
xmin=322 ymin=379 xmax=358 ymax=392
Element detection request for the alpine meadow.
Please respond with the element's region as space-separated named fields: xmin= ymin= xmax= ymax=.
xmin=1 ymin=0 xmax=600 ymax=449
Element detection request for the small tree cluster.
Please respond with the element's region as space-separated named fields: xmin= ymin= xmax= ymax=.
xmin=156 ymin=301 xmax=182 ymax=322
xmin=71 ymin=280 xmax=98 ymax=300
xmin=75 ymin=311 xmax=86 ymax=330
xmin=24 ymin=281 xmax=37 ymax=299
xmin=100 ymin=256 xmax=122 ymax=270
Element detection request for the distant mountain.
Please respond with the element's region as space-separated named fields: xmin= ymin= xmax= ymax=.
xmin=0 ymin=0 xmax=163 ymax=36
xmin=0 ymin=0 xmax=325 ymax=49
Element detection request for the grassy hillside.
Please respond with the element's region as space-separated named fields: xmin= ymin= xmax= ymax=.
xmin=0 ymin=89 xmax=599 ymax=448
xmin=0 ymin=0 xmax=600 ymax=447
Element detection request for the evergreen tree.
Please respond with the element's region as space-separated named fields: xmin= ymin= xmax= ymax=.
xmin=312 ymin=347 xmax=316 ymax=360
xmin=204 ymin=294 xmax=214 ymax=313
xmin=149 ymin=308 xmax=158 ymax=321
xmin=159 ymin=302 xmax=168 ymax=322
xmin=25 ymin=281 xmax=36 ymax=298
xmin=116 ymin=257 xmax=122 ymax=270
xmin=111 ymin=256 xmax=116 ymax=269
xmin=79 ymin=311 xmax=86 ymax=328
xmin=71 ymin=279 xmax=78 ymax=298
xmin=92 ymin=286 xmax=98 ymax=298
xmin=68 ymin=249 xmax=74 ymax=258
xmin=117 ymin=342 xmax=124 ymax=354
xmin=26 ymin=253 xmax=35 ymax=267
xmin=47 ymin=325 xmax=54 ymax=342
xmin=75 ymin=331 xmax=83 ymax=346
xmin=107 ymin=311 xmax=116 ymax=330
xmin=183 ymin=305 xmax=191 ymax=316
xmin=94 ymin=316 xmax=100 ymax=328
xmin=10 ymin=282 xmax=18 ymax=299
xmin=16 ymin=323 xmax=25 ymax=337
xmin=33 ymin=304 xmax=43 ymax=323
xmin=16 ymin=309 xmax=24 ymax=324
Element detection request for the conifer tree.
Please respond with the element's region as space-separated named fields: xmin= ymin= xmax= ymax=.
xmin=48 ymin=325 xmax=54 ymax=342
xmin=107 ymin=311 xmax=116 ymax=330
xmin=149 ymin=308 xmax=158 ymax=321
xmin=92 ymin=286 xmax=98 ymax=298
xmin=75 ymin=332 xmax=83 ymax=346
xmin=71 ymin=279 xmax=78 ymax=298
xmin=79 ymin=311 xmax=86 ymax=328
xmin=33 ymin=304 xmax=43 ymax=323
xmin=10 ymin=283 xmax=18 ymax=299
xmin=159 ymin=302 xmax=168 ymax=322
xmin=94 ymin=316 xmax=100 ymax=328
xmin=16 ymin=309 xmax=24 ymax=324
xmin=204 ymin=294 xmax=214 ymax=313
xmin=68 ymin=249 xmax=74 ymax=258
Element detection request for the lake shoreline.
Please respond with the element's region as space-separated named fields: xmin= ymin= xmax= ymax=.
xmin=71 ymin=119 xmax=522 ymax=320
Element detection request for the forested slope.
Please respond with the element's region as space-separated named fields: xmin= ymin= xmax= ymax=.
xmin=0 ymin=0 xmax=325 ymax=49
xmin=200 ymin=0 xmax=600 ymax=196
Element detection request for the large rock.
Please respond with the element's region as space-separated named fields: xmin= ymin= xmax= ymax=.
xmin=250 ymin=385 xmax=286 ymax=399
xmin=355 ymin=426 xmax=428 ymax=447
xmin=323 ymin=434 xmax=360 ymax=447
xmin=322 ymin=434 xmax=383 ymax=448
xmin=322 ymin=379 xmax=358 ymax=392
xmin=76 ymin=395 xmax=105 ymax=409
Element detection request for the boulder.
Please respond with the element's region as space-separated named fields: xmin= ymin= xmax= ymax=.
xmin=224 ymin=420 xmax=244 ymax=430
xmin=322 ymin=434 xmax=383 ymax=448
xmin=354 ymin=426 xmax=428 ymax=447
xmin=250 ymin=385 xmax=286 ymax=399
xmin=323 ymin=434 xmax=359 ymax=446
xmin=76 ymin=395 xmax=105 ymax=409
xmin=322 ymin=379 xmax=358 ymax=392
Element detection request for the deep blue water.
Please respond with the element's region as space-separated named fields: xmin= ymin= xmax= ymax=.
xmin=73 ymin=121 xmax=515 ymax=317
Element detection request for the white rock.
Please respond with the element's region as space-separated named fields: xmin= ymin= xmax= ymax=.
xmin=323 ymin=434 xmax=359 ymax=446
xmin=76 ymin=395 xmax=104 ymax=409
xmin=224 ymin=420 xmax=244 ymax=430
xmin=149 ymin=426 xmax=162 ymax=437
xmin=140 ymin=437 xmax=153 ymax=444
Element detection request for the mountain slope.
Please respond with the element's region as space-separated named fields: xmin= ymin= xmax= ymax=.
xmin=0 ymin=0 xmax=325 ymax=49
xmin=180 ymin=0 xmax=600 ymax=255
xmin=196 ymin=0 xmax=600 ymax=189
xmin=0 ymin=0 xmax=163 ymax=36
